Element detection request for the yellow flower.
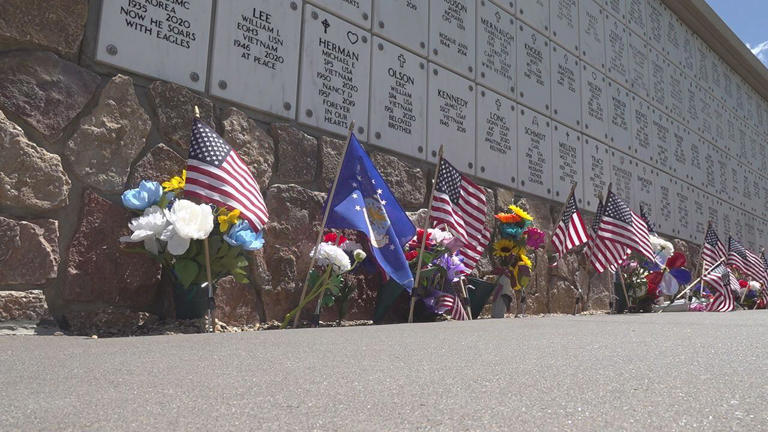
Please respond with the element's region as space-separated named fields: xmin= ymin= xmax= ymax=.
xmin=162 ymin=170 xmax=186 ymax=192
xmin=508 ymin=204 xmax=533 ymax=221
xmin=520 ymin=254 xmax=532 ymax=268
xmin=217 ymin=208 xmax=241 ymax=232
xmin=493 ymin=239 xmax=516 ymax=257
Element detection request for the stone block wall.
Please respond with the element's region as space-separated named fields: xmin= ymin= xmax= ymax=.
xmin=0 ymin=1 xmax=701 ymax=332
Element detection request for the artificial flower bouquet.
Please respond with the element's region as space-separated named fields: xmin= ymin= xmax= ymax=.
xmin=281 ymin=232 xmax=366 ymax=327
xmin=491 ymin=204 xmax=544 ymax=291
xmin=405 ymin=228 xmax=468 ymax=317
xmin=119 ymin=172 xmax=264 ymax=317
xmin=619 ymin=235 xmax=691 ymax=312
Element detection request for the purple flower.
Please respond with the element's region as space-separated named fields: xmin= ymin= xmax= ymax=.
xmin=434 ymin=253 xmax=468 ymax=282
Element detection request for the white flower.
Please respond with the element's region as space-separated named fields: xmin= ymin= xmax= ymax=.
xmin=353 ymin=249 xmax=367 ymax=262
xmin=120 ymin=206 xmax=169 ymax=255
xmin=749 ymin=281 xmax=761 ymax=292
xmin=429 ymin=228 xmax=454 ymax=244
xmin=649 ymin=234 xmax=674 ymax=264
xmin=311 ymin=242 xmax=351 ymax=274
xmin=161 ymin=199 xmax=214 ymax=255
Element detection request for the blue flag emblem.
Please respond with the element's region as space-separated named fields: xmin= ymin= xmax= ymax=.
xmin=325 ymin=134 xmax=416 ymax=291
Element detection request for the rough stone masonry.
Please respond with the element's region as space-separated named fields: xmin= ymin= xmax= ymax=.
xmin=0 ymin=0 xmax=701 ymax=334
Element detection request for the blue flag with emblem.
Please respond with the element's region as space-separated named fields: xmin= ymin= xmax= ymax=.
xmin=325 ymin=134 xmax=416 ymax=291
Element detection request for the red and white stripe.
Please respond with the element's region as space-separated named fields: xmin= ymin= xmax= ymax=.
xmin=705 ymin=264 xmax=736 ymax=312
xmin=436 ymin=293 xmax=468 ymax=321
xmin=551 ymin=194 xmax=590 ymax=258
xmin=597 ymin=211 xmax=655 ymax=261
xmin=431 ymin=173 xmax=490 ymax=273
xmin=186 ymin=153 xmax=268 ymax=232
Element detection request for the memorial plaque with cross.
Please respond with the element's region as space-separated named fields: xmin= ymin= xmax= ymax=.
xmin=427 ymin=63 xmax=476 ymax=171
xmin=476 ymin=1 xmax=516 ymax=98
xmin=581 ymin=63 xmax=608 ymax=141
xmin=552 ymin=121 xmax=584 ymax=202
xmin=516 ymin=21 xmax=551 ymax=114
xmin=369 ymin=37 xmax=428 ymax=158
xmin=630 ymin=94 xmax=653 ymax=162
xmin=550 ymin=42 xmax=581 ymax=130
xmin=476 ymin=86 xmax=517 ymax=185
xmin=582 ymin=137 xmax=611 ymax=211
xmin=627 ymin=30 xmax=649 ymax=98
xmin=298 ymin=5 xmax=371 ymax=139
xmin=606 ymin=79 xmax=631 ymax=153
xmin=605 ymin=14 xmax=628 ymax=86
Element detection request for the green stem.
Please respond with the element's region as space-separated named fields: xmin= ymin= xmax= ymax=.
xmin=281 ymin=266 xmax=334 ymax=328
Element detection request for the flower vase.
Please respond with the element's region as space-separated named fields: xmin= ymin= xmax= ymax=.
xmin=167 ymin=270 xmax=213 ymax=320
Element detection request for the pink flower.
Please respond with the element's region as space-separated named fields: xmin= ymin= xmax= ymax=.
xmin=524 ymin=227 xmax=546 ymax=249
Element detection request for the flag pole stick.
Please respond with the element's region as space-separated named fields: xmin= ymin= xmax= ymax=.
xmin=600 ymin=184 xmax=629 ymax=312
xmin=192 ymin=106 xmax=217 ymax=333
xmin=312 ymin=232 xmax=345 ymax=327
xmin=293 ymin=121 xmax=356 ymax=328
xmin=458 ymin=277 xmax=472 ymax=320
xmin=408 ymin=145 xmax=444 ymax=323
xmin=556 ymin=182 xmax=579 ymax=309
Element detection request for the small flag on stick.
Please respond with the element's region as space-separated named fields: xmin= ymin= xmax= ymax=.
xmin=430 ymin=158 xmax=491 ymax=273
xmin=185 ymin=118 xmax=269 ymax=232
xmin=551 ymin=188 xmax=590 ymax=259
xmin=595 ymin=191 xmax=655 ymax=261
xmin=585 ymin=196 xmax=629 ymax=273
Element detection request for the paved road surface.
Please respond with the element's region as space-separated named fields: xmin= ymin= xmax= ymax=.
xmin=2 ymin=312 xmax=768 ymax=431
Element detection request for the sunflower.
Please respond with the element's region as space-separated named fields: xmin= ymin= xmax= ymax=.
xmin=494 ymin=212 xmax=522 ymax=223
xmin=493 ymin=239 xmax=516 ymax=257
xmin=508 ymin=204 xmax=533 ymax=221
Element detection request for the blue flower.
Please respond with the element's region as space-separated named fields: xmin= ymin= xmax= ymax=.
xmin=499 ymin=223 xmax=523 ymax=239
xmin=121 ymin=181 xmax=163 ymax=210
xmin=224 ymin=220 xmax=265 ymax=251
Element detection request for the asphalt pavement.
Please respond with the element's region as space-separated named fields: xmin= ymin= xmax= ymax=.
xmin=2 ymin=311 xmax=768 ymax=431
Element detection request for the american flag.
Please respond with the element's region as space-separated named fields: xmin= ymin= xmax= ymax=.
xmin=702 ymin=222 xmax=726 ymax=269
xmin=185 ymin=118 xmax=268 ymax=231
xmin=727 ymin=236 xmax=766 ymax=283
xmin=596 ymin=191 xmax=655 ymax=261
xmin=430 ymin=158 xmax=491 ymax=272
xmin=551 ymin=192 xmax=590 ymax=258
xmin=705 ymin=262 xmax=736 ymax=312
xmin=435 ymin=293 xmax=468 ymax=320
xmin=585 ymin=197 xmax=629 ymax=273
xmin=639 ymin=203 xmax=655 ymax=234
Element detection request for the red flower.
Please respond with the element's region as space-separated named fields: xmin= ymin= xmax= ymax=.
xmin=405 ymin=250 xmax=419 ymax=261
xmin=323 ymin=232 xmax=347 ymax=245
xmin=407 ymin=229 xmax=433 ymax=250
xmin=739 ymin=279 xmax=749 ymax=288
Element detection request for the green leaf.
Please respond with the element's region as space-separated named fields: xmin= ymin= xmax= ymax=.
xmin=174 ymin=258 xmax=199 ymax=289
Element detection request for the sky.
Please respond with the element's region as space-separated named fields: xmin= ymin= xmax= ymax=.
xmin=705 ymin=0 xmax=768 ymax=66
